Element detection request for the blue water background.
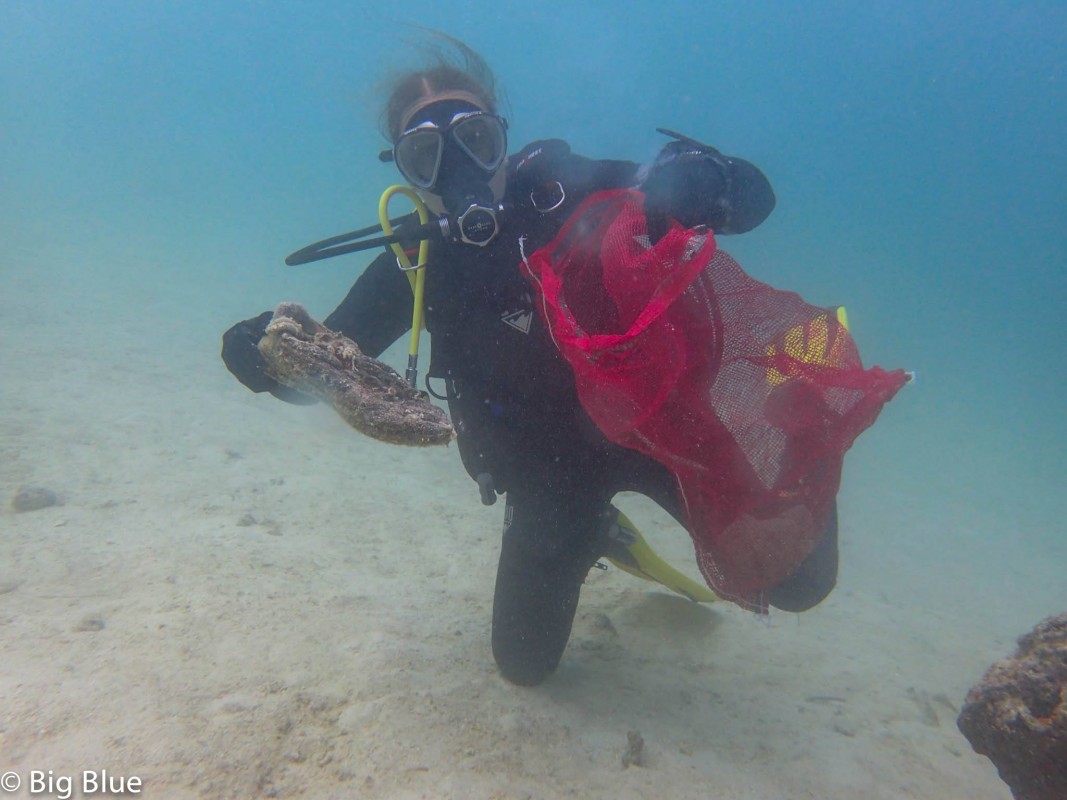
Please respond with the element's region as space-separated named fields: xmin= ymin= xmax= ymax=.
xmin=2 ymin=1 xmax=1064 ymax=625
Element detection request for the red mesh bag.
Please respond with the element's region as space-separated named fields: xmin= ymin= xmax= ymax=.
xmin=521 ymin=189 xmax=909 ymax=610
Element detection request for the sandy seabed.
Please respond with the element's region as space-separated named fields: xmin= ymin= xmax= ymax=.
xmin=2 ymin=251 xmax=1059 ymax=800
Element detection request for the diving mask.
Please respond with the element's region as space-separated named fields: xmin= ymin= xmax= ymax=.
xmin=389 ymin=110 xmax=508 ymax=192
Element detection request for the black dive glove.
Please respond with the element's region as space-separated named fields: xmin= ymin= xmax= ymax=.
xmin=640 ymin=128 xmax=775 ymax=241
xmin=221 ymin=311 xmax=316 ymax=404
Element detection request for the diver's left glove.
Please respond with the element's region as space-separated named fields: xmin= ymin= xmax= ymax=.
xmin=221 ymin=311 xmax=317 ymax=405
xmin=640 ymin=128 xmax=775 ymax=241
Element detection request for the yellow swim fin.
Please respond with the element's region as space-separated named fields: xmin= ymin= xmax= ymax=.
xmin=604 ymin=511 xmax=718 ymax=603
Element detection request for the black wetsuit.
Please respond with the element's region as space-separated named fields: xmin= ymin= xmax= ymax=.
xmin=223 ymin=139 xmax=837 ymax=686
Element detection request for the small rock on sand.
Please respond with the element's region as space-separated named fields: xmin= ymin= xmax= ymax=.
xmin=621 ymin=730 xmax=644 ymax=768
xmin=11 ymin=486 xmax=59 ymax=512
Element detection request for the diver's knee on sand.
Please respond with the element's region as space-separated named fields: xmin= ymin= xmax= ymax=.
xmin=768 ymin=504 xmax=839 ymax=612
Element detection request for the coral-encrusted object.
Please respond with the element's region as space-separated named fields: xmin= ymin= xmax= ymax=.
xmin=258 ymin=302 xmax=454 ymax=447
xmin=958 ymin=613 xmax=1067 ymax=800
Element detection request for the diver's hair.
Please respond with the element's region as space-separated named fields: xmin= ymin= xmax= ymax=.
xmin=380 ymin=31 xmax=498 ymax=142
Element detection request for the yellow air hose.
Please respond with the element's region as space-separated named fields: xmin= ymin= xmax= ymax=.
xmin=378 ymin=186 xmax=431 ymax=386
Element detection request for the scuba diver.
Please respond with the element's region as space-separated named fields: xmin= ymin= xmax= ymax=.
xmin=222 ymin=36 xmax=839 ymax=686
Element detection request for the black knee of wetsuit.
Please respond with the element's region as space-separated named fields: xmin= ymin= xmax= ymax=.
xmin=491 ymin=487 xmax=608 ymax=686
xmin=487 ymin=440 xmax=840 ymax=683
xmin=768 ymin=502 xmax=839 ymax=612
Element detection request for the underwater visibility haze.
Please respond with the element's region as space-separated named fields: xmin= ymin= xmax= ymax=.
xmin=1 ymin=2 xmax=1064 ymax=798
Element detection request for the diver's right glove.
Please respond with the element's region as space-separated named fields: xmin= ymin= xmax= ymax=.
xmin=221 ymin=311 xmax=316 ymax=405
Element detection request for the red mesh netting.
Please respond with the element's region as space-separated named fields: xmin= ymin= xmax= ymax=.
xmin=521 ymin=189 xmax=909 ymax=610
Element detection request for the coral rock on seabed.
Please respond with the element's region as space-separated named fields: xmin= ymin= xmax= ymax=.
xmin=957 ymin=613 xmax=1067 ymax=800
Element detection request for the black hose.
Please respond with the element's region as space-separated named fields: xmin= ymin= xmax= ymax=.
xmin=284 ymin=212 xmax=431 ymax=266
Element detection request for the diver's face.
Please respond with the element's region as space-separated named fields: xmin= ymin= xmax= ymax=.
xmin=394 ymin=96 xmax=508 ymax=213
